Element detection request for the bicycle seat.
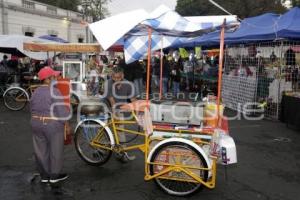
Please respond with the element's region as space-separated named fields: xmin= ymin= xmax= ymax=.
xmin=80 ymin=104 xmax=105 ymax=116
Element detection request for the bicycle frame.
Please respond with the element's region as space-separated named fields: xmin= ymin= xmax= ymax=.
xmin=88 ymin=111 xmax=147 ymax=153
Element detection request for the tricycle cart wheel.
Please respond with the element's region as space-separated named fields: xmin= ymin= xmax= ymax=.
xmin=150 ymin=141 xmax=208 ymax=196
xmin=74 ymin=120 xmax=112 ymax=166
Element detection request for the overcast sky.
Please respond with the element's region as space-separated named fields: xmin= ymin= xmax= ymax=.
xmin=107 ymin=0 xmax=177 ymax=16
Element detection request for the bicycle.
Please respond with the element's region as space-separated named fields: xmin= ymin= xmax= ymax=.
xmin=0 ymin=73 xmax=15 ymax=98
xmin=3 ymin=76 xmax=80 ymax=111
xmin=74 ymin=100 xmax=236 ymax=196
xmin=3 ymin=81 xmax=41 ymax=111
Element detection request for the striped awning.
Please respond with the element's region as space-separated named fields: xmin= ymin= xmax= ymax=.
xmin=23 ymin=43 xmax=102 ymax=53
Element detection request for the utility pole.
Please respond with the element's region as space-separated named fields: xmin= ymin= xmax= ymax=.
xmin=82 ymin=0 xmax=91 ymax=43
xmin=67 ymin=12 xmax=71 ymax=42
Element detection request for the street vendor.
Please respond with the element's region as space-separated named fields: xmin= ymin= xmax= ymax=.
xmin=105 ymin=66 xmax=137 ymax=107
xmin=104 ymin=66 xmax=137 ymax=162
xmin=30 ymin=66 xmax=70 ymax=184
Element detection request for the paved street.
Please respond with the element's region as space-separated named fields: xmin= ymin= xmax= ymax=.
xmin=0 ymin=100 xmax=300 ymax=200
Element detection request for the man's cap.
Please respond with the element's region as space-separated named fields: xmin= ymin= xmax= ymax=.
xmin=38 ymin=66 xmax=60 ymax=80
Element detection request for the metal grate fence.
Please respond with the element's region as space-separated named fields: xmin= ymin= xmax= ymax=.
xmin=222 ymin=40 xmax=300 ymax=119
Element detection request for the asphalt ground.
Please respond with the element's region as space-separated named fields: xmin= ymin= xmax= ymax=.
xmin=0 ymin=100 xmax=300 ymax=200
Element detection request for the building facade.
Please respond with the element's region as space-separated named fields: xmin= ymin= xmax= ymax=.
xmin=0 ymin=0 xmax=90 ymax=43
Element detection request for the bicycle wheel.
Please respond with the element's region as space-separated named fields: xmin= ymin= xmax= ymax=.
xmin=149 ymin=141 xmax=208 ymax=196
xmin=3 ymin=88 xmax=28 ymax=111
xmin=74 ymin=120 xmax=112 ymax=166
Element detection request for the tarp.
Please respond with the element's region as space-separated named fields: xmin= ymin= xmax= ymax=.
xmin=0 ymin=35 xmax=56 ymax=60
xmin=89 ymin=9 xmax=149 ymax=50
xmin=89 ymin=4 xmax=237 ymax=63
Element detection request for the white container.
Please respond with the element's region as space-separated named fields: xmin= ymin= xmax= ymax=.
xmin=218 ymin=134 xmax=237 ymax=165
xmin=150 ymin=100 xmax=204 ymax=125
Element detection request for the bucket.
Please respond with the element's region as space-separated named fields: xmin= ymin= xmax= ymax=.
xmin=204 ymin=103 xmax=224 ymax=127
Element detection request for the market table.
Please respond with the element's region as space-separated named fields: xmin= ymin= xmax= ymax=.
xmin=280 ymin=94 xmax=300 ymax=130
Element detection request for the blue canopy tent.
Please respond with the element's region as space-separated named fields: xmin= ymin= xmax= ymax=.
xmin=277 ymin=7 xmax=300 ymax=39
xmin=38 ymin=35 xmax=68 ymax=43
xmin=182 ymin=7 xmax=300 ymax=48
xmin=225 ymin=13 xmax=280 ymax=42
xmin=180 ymin=13 xmax=280 ymax=47
xmin=224 ymin=7 xmax=300 ymax=43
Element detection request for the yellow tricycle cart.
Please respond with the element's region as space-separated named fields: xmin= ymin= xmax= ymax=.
xmin=74 ymin=99 xmax=237 ymax=196
xmin=73 ymin=15 xmax=237 ymax=196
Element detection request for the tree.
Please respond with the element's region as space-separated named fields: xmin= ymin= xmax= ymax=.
xmin=57 ymin=0 xmax=80 ymax=12
xmin=35 ymin=0 xmax=80 ymax=12
xmin=176 ymin=0 xmax=287 ymax=19
xmin=80 ymin=0 xmax=111 ymax=22
xmin=292 ymin=0 xmax=300 ymax=6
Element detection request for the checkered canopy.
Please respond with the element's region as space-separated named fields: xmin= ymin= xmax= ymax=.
xmin=89 ymin=5 xmax=236 ymax=63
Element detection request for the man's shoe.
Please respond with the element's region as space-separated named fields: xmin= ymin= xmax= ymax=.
xmin=121 ymin=152 xmax=136 ymax=162
xmin=114 ymin=152 xmax=136 ymax=163
xmin=50 ymin=174 xmax=69 ymax=184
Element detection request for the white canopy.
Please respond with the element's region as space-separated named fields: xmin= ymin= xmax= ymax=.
xmin=0 ymin=35 xmax=56 ymax=60
xmin=89 ymin=9 xmax=149 ymax=50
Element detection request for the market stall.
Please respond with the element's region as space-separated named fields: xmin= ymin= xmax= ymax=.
xmin=0 ymin=35 xmax=56 ymax=60
xmin=222 ymin=8 xmax=300 ymax=119
xmin=23 ymin=42 xmax=105 ymax=107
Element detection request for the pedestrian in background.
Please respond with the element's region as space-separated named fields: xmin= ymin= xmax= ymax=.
xmin=161 ymin=56 xmax=171 ymax=95
xmin=131 ymin=60 xmax=144 ymax=97
xmin=171 ymin=63 xmax=181 ymax=98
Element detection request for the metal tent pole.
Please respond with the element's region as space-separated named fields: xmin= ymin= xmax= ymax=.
xmin=146 ymin=27 xmax=152 ymax=102
xmin=159 ymin=35 xmax=163 ymax=100
xmin=217 ymin=19 xmax=226 ymax=127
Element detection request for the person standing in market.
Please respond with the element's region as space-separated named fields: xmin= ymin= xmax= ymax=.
xmin=30 ymin=67 xmax=70 ymax=184
xmin=0 ymin=55 xmax=8 ymax=84
xmin=161 ymin=56 xmax=171 ymax=95
xmin=131 ymin=60 xmax=144 ymax=97
xmin=170 ymin=62 xmax=181 ymax=98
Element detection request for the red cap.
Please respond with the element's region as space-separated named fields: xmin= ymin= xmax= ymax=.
xmin=38 ymin=66 xmax=60 ymax=80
